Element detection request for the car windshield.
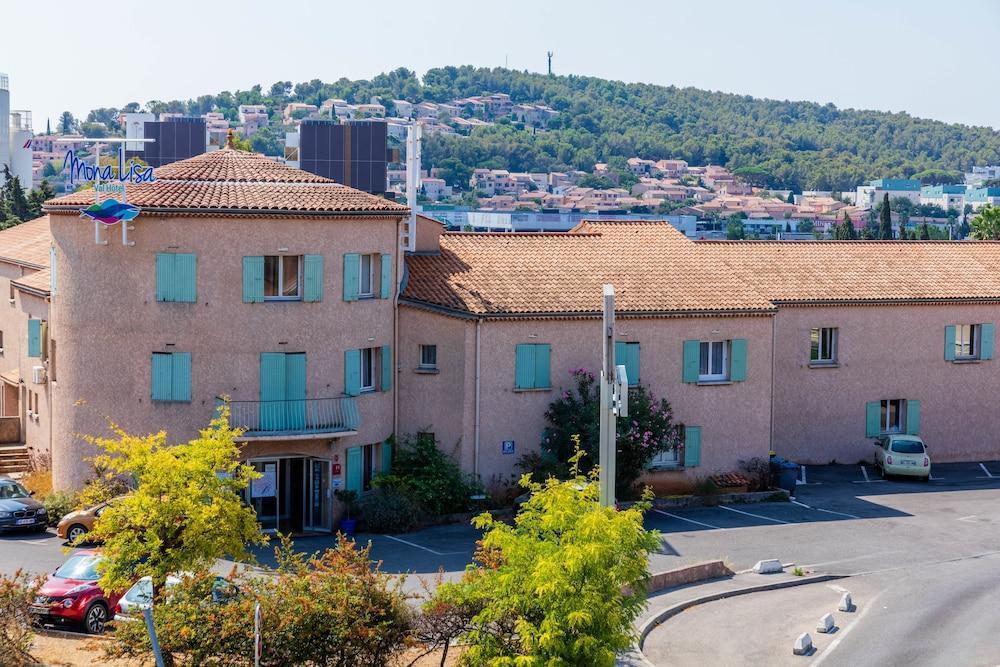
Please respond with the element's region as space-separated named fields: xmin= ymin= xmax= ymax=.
xmin=124 ymin=578 xmax=153 ymax=604
xmin=54 ymin=555 xmax=103 ymax=581
xmin=891 ymin=440 xmax=924 ymax=454
xmin=0 ymin=481 xmax=30 ymax=499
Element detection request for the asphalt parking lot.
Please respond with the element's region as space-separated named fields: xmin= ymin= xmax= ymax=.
xmin=5 ymin=461 xmax=1000 ymax=592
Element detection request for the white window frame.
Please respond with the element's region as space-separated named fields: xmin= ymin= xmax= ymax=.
xmin=955 ymin=324 xmax=979 ymax=360
xmin=810 ymin=327 xmax=838 ymax=364
xmin=419 ymin=344 xmax=437 ymax=369
xmin=881 ymin=399 xmax=904 ymax=434
xmin=360 ymin=347 xmax=377 ymax=393
xmin=698 ymin=340 xmax=729 ymax=382
xmin=263 ymin=255 xmax=302 ymax=301
xmin=358 ymin=254 xmax=375 ymax=298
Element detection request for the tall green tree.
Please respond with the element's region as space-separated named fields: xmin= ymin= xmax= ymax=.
xmin=58 ymin=111 xmax=76 ymax=134
xmin=918 ymin=221 xmax=931 ymax=240
xmin=26 ymin=180 xmax=55 ymax=219
xmin=971 ymin=205 xmax=1000 ymax=240
xmin=83 ymin=405 xmax=267 ymax=600
xmin=0 ymin=166 xmax=31 ymax=227
xmin=878 ymin=193 xmax=894 ymax=239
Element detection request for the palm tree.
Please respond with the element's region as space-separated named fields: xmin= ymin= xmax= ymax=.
xmin=970 ymin=205 xmax=1000 ymax=240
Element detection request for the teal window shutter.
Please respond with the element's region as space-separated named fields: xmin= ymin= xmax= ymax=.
xmin=515 ymin=344 xmax=536 ymax=389
xmin=944 ymin=325 xmax=956 ymax=361
xmin=26 ymin=319 xmax=41 ymax=358
xmin=170 ymin=352 xmax=192 ymax=402
xmin=905 ymin=400 xmax=921 ymax=435
xmin=151 ymin=353 xmax=173 ymax=401
xmin=242 ymin=256 xmax=264 ymax=303
xmin=683 ymin=426 xmax=701 ymax=467
xmin=682 ymin=340 xmax=700 ymax=383
xmin=343 ymin=254 xmax=360 ymax=301
xmin=730 ymin=339 xmax=748 ymax=381
xmin=174 ymin=254 xmax=197 ymax=303
xmin=381 ymin=345 xmax=393 ymax=392
xmin=616 ymin=341 xmax=640 ymax=385
xmin=345 ymin=447 xmax=363 ymax=494
xmin=534 ymin=344 xmax=551 ymax=389
xmin=865 ymin=401 xmax=881 ymax=438
xmin=344 ymin=349 xmax=361 ymax=396
xmin=155 ymin=253 xmax=173 ymax=302
xmin=381 ymin=440 xmax=392 ymax=474
xmin=260 ymin=353 xmax=289 ymax=431
xmin=380 ymin=254 xmax=393 ymax=299
xmin=284 ymin=353 xmax=307 ymax=430
xmin=303 ymin=255 xmax=324 ymax=302
xmin=980 ymin=323 xmax=994 ymax=360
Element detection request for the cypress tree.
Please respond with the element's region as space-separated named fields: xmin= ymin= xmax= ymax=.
xmin=879 ymin=193 xmax=894 ymax=239
xmin=842 ymin=211 xmax=857 ymax=240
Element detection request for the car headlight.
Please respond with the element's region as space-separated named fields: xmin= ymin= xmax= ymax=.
xmin=0 ymin=512 xmax=11 ymax=518
xmin=37 ymin=507 xmax=46 ymax=515
xmin=65 ymin=584 xmax=90 ymax=596
xmin=62 ymin=598 xmax=75 ymax=608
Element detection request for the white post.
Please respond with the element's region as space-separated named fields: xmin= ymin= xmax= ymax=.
xmin=599 ymin=284 xmax=617 ymax=507
xmin=404 ymin=123 xmax=421 ymax=253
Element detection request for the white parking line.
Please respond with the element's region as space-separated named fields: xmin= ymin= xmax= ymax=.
xmin=852 ymin=465 xmax=886 ymax=483
xmin=379 ymin=534 xmax=463 ymax=556
xmin=653 ymin=509 xmax=723 ymax=530
xmin=790 ymin=499 xmax=860 ymax=520
xmin=976 ymin=463 xmax=995 ymax=479
xmin=718 ymin=504 xmax=790 ymax=524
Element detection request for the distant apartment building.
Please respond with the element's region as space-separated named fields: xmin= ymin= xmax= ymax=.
xmin=421 ymin=177 xmax=452 ymax=201
xmin=965 ymin=165 xmax=1000 ymax=186
xmin=856 ymin=178 xmax=921 ymax=209
xmin=967 ymin=187 xmax=1000 ymax=211
xmin=204 ymin=112 xmax=230 ymax=149
xmin=238 ymin=105 xmax=269 ymax=136
xmin=654 ymin=159 xmax=689 ymax=178
xmin=511 ymin=103 xmax=557 ymax=126
xmin=391 ymin=100 xmax=413 ymax=118
xmin=920 ymin=184 xmax=966 ymax=211
xmin=283 ymin=103 xmax=319 ymax=124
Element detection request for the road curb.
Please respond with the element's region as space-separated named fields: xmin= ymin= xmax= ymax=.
xmin=636 ymin=572 xmax=848 ymax=652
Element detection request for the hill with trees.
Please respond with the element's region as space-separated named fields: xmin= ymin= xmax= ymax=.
xmin=72 ymin=66 xmax=1000 ymax=191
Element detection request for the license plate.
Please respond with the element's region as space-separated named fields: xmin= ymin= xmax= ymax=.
xmin=900 ymin=460 xmax=916 ymax=466
xmin=16 ymin=518 xmax=35 ymax=525
xmin=29 ymin=605 xmax=49 ymax=614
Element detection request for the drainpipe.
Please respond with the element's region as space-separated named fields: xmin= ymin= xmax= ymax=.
xmin=474 ymin=318 xmax=482 ymax=478
xmin=393 ymin=217 xmax=401 ymax=440
xmin=769 ymin=314 xmax=776 ymax=454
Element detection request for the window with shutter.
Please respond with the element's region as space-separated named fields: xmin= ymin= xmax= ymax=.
xmin=514 ymin=343 xmax=551 ymax=390
xmin=152 ymin=352 xmax=191 ymax=402
xmin=302 ymin=255 xmax=324 ymax=302
xmin=156 ymin=254 xmax=196 ymax=303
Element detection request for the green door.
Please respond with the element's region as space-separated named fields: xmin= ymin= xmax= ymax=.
xmin=345 ymin=446 xmax=363 ymax=494
xmin=260 ymin=353 xmax=287 ymax=431
xmin=285 ymin=353 xmax=307 ymax=430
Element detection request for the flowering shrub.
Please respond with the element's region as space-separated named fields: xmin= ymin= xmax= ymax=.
xmin=0 ymin=569 xmax=41 ymax=664
xmin=530 ymin=368 xmax=682 ymax=496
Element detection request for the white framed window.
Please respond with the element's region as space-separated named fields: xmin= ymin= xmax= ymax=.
xmin=419 ymin=344 xmax=437 ymax=369
xmin=881 ymin=399 xmax=904 ymax=434
xmin=699 ymin=341 xmax=728 ymax=382
xmin=649 ymin=446 xmax=680 ymax=468
xmin=955 ymin=324 xmax=978 ymax=359
xmin=263 ymin=255 xmax=301 ymax=300
xmin=358 ymin=254 xmax=375 ymax=298
xmin=810 ymin=327 xmax=838 ymax=364
xmin=360 ymin=347 xmax=377 ymax=392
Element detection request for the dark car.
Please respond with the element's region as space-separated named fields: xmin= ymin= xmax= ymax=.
xmin=30 ymin=550 xmax=127 ymax=634
xmin=0 ymin=478 xmax=47 ymax=533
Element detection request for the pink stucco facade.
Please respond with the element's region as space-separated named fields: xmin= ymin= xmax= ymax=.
xmin=398 ymin=306 xmax=774 ymax=492
xmin=48 ymin=211 xmax=401 ymax=494
xmin=772 ymin=303 xmax=1000 ymax=465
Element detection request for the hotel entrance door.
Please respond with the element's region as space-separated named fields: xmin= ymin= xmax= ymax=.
xmin=249 ymin=457 xmax=332 ymax=533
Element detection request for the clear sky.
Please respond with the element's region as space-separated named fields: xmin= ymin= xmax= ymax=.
xmin=4 ymin=0 xmax=999 ymax=131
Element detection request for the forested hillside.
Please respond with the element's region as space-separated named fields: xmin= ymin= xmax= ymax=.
xmin=117 ymin=66 xmax=1000 ymax=191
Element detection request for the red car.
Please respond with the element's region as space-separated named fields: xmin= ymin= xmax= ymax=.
xmin=30 ymin=550 xmax=126 ymax=634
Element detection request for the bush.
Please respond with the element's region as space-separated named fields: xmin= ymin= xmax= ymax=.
xmin=738 ymin=457 xmax=772 ymax=492
xmin=535 ymin=369 xmax=683 ymax=497
xmin=75 ymin=474 xmax=131 ymax=510
xmin=433 ymin=452 xmax=659 ymax=666
xmin=0 ymin=569 xmax=41 ymax=664
xmin=374 ymin=434 xmax=481 ymax=516
xmin=361 ymin=486 xmax=424 ymax=533
xmin=42 ymin=490 xmax=78 ymax=527
xmin=108 ymin=537 xmax=412 ymax=666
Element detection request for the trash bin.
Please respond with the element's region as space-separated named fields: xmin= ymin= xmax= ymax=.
xmin=777 ymin=461 xmax=799 ymax=494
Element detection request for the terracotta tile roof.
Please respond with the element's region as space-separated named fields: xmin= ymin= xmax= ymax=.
xmin=0 ymin=217 xmax=51 ymax=268
xmin=12 ymin=268 xmax=51 ymax=296
xmin=43 ymin=149 xmax=408 ymax=217
xmin=402 ymin=222 xmax=774 ymax=316
xmin=703 ymin=240 xmax=1000 ymax=303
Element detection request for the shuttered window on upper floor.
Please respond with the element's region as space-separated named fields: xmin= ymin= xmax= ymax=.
xmin=155 ymin=253 xmax=197 ymax=303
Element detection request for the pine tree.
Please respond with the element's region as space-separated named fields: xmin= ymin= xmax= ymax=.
xmin=878 ymin=194 xmax=893 ymax=239
xmin=841 ymin=211 xmax=857 ymax=240
xmin=0 ymin=166 xmax=30 ymax=224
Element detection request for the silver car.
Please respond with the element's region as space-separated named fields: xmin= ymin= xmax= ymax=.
xmin=113 ymin=574 xmax=236 ymax=622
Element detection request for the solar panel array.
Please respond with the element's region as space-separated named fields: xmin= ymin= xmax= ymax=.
xmin=298 ymin=120 xmax=387 ymax=194
xmin=141 ymin=117 xmax=208 ymax=167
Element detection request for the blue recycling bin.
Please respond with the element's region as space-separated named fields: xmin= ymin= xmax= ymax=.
xmin=778 ymin=461 xmax=799 ymax=494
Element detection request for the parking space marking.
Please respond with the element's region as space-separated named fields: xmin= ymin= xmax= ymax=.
xmin=653 ymin=509 xmax=724 ymax=530
xmin=853 ymin=465 xmax=886 ymax=483
xmin=379 ymin=534 xmax=464 ymax=556
xmin=718 ymin=504 xmax=790 ymax=524
xmin=958 ymin=515 xmax=979 ymax=523
xmin=790 ymin=499 xmax=861 ymax=520
xmin=977 ymin=463 xmax=995 ymax=479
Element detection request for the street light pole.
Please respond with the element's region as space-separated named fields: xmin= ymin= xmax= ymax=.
xmin=599 ymin=284 xmax=617 ymax=507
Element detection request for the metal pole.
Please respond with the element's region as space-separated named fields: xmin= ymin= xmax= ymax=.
xmin=599 ymin=284 xmax=616 ymax=507
xmin=143 ymin=606 xmax=165 ymax=667
xmin=254 ymin=601 xmax=262 ymax=667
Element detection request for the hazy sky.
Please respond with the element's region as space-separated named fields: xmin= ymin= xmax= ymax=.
xmin=4 ymin=0 xmax=999 ymax=130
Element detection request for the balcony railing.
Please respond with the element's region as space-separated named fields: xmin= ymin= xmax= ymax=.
xmin=223 ymin=397 xmax=360 ymax=438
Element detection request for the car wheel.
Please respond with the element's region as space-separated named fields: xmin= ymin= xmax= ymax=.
xmin=84 ymin=601 xmax=109 ymax=634
xmin=67 ymin=524 xmax=88 ymax=543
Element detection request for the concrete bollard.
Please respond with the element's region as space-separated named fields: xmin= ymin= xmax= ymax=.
xmin=838 ymin=592 xmax=854 ymax=612
xmin=753 ymin=559 xmax=784 ymax=574
xmin=816 ymin=613 xmax=835 ymax=633
xmin=793 ymin=632 xmax=813 ymax=656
